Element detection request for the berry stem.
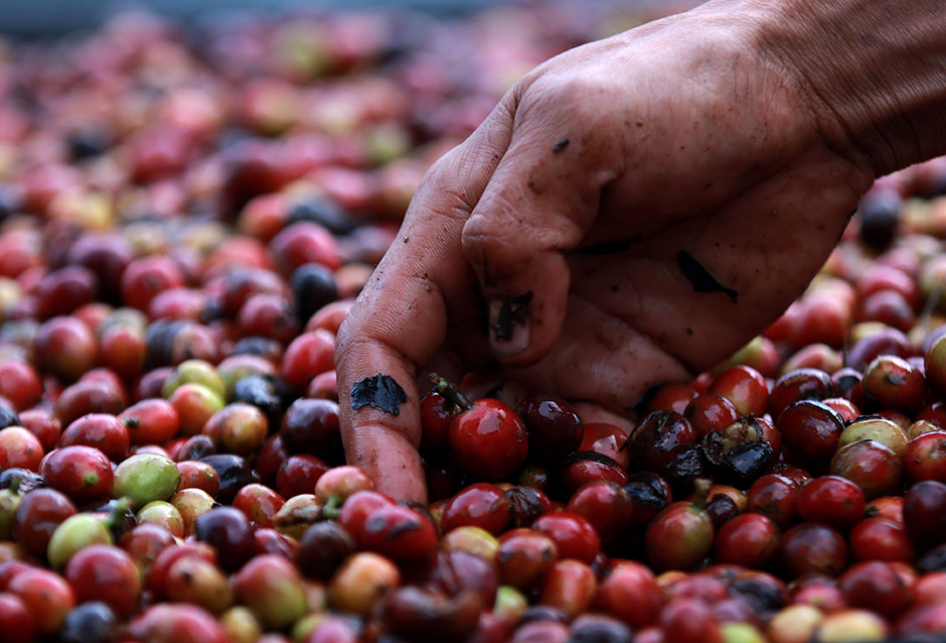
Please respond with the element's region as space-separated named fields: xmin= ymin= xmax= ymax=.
xmin=321 ymin=495 xmax=343 ymax=520
xmin=429 ymin=373 xmax=472 ymax=411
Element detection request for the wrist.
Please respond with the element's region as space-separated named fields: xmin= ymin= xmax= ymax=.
xmin=743 ymin=0 xmax=946 ymax=178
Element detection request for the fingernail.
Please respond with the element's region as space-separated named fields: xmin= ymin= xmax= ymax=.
xmin=489 ymin=292 xmax=532 ymax=358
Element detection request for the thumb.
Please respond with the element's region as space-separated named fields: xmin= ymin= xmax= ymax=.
xmin=461 ymin=93 xmax=623 ymax=366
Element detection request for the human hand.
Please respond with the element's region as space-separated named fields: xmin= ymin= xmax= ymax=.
xmin=334 ymin=0 xmax=926 ymax=503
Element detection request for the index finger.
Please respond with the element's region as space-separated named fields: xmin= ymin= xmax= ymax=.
xmin=335 ymin=101 xmax=514 ymax=503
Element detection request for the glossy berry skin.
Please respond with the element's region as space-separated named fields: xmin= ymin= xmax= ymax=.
xmin=440 ymin=483 xmax=511 ymax=536
xmin=516 ymin=394 xmax=584 ymax=461
xmin=504 ymin=485 xmax=554 ymax=529
xmin=356 ymin=503 xmax=438 ymax=564
xmin=0 ymin=592 xmax=36 ymax=643
xmin=903 ymin=480 xmax=946 ymax=552
xmin=146 ymin=543 xmax=218 ymax=599
xmin=279 ymin=398 xmax=341 ymax=457
xmin=276 ymin=454 xmax=329 ymax=499
xmin=850 ymin=517 xmax=914 ymax=562
xmin=628 ymin=410 xmax=697 ymax=472
xmin=338 ymin=491 xmax=395 ymax=539
xmin=595 ymin=561 xmax=663 ymax=629
xmin=232 ymin=484 xmax=285 ymax=529
xmin=580 ymin=423 xmax=630 ymax=469
xmin=830 ymin=439 xmax=902 ymax=500
xmin=296 ymin=521 xmax=356 ymax=581
xmin=903 ymin=431 xmax=946 ymax=482
xmin=0 ymin=360 xmax=42 ymax=412
xmin=0 ymin=428 xmax=42 ymax=473
xmin=646 ymin=383 xmax=699 ymax=415
xmin=777 ymin=400 xmax=845 ymax=464
xmin=838 ymin=560 xmax=913 ymax=619
xmin=705 ymin=493 xmax=740 ymax=531
xmin=779 ymin=522 xmax=848 ymax=578
xmin=660 ymin=598 xmax=723 ymax=643
xmin=624 ymin=472 xmax=673 ymax=528
xmin=120 ymin=256 xmax=184 ymax=313
xmin=279 ymin=329 xmax=335 ymax=391
xmin=540 ymin=559 xmax=598 ymax=619
xmin=566 ymin=480 xmax=633 ymax=547
xmin=700 ymin=415 xmax=775 ymax=489
xmin=13 ymin=488 xmax=77 ymax=559
xmin=63 ymin=545 xmax=141 ymax=618
xmin=59 ymin=414 xmax=130 ymax=463
xmin=193 ymin=507 xmax=256 ymax=573
xmin=7 ymin=567 xmax=76 ymax=636
xmin=120 ymin=399 xmax=179 ymax=446
xmin=496 ymin=528 xmax=559 ymax=591
xmin=746 ymin=474 xmax=799 ymax=531
xmin=562 ymin=456 xmax=629 ymax=495
xmin=419 ymin=390 xmax=459 ymax=454
xmin=533 ymin=512 xmax=601 ymax=565
xmin=448 ymin=399 xmax=528 ymax=481
xmin=768 ymin=368 xmax=834 ymax=419
xmin=32 ymin=316 xmax=97 ymax=382
xmin=125 ymin=603 xmax=230 ymax=643
xmin=863 ymin=354 xmax=927 ymax=415
xmin=707 ymin=365 xmax=768 ymax=417
xmin=644 ymin=500 xmax=713 ymax=572
xmin=683 ymin=394 xmax=739 ymax=439
xmin=713 ymin=513 xmax=779 ymax=569
xmin=796 ymin=475 xmax=867 ymax=529
xmin=925 ymin=332 xmax=946 ymax=398
xmin=232 ymin=555 xmax=308 ymax=630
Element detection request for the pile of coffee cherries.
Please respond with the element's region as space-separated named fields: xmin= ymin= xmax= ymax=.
xmin=3 ymin=4 xmax=946 ymax=643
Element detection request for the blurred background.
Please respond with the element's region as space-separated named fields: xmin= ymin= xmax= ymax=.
xmin=0 ymin=0 xmax=696 ymax=37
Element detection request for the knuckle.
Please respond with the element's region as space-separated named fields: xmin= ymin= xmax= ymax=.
xmin=461 ymin=202 xmax=520 ymax=262
xmin=519 ymin=72 xmax=611 ymax=124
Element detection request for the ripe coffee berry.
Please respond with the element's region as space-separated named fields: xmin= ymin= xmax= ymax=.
xmin=516 ymin=394 xmax=584 ymax=462
xmin=796 ymin=475 xmax=866 ymax=529
xmin=449 ymin=398 xmax=528 ymax=482
xmin=777 ymin=400 xmax=845 ymax=464
xmin=713 ymin=513 xmax=779 ymax=569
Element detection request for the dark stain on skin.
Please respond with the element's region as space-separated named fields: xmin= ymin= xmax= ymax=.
xmin=553 ymin=137 xmax=569 ymax=152
xmin=677 ymin=250 xmax=738 ymax=303
xmin=350 ymin=374 xmax=408 ymax=415
xmin=493 ymin=291 xmax=533 ymax=340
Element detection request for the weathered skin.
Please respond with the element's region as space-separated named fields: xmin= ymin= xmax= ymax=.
xmin=336 ymin=0 xmax=946 ymax=502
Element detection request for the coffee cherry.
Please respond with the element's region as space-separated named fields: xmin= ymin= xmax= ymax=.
xmin=779 ymin=523 xmax=848 ymax=578
xmin=796 ymin=475 xmax=866 ymax=529
xmin=644 ymin=486 xmax=714 ymax=572
xmin=714 ymin=514 xmax=779 ymax=569
xmin=516 ymin=394 xmax=584 ymax=462
xmin=778 ymin=400 xmax=845 ymax=464
xmin=449 ymin=399 xmax=528 ymax=482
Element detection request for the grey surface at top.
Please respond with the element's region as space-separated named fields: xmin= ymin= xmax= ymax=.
xmin=0 ymin=0 xmax=558 ymax=37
